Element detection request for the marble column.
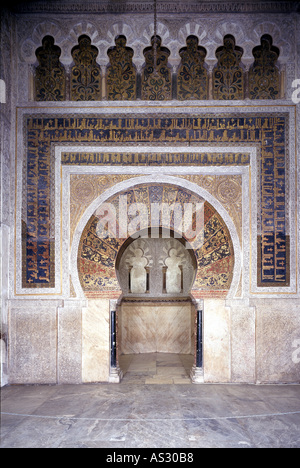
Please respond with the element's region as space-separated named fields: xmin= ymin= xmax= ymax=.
xmin=108 ymin=299 xmax=123 ymax=383
xmin=190 ymin=300 xmax=204 ymax=384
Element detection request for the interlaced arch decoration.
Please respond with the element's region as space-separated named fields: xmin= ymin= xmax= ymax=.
xmin=115 ymin=232 xmax=198 ymax=298
xmin=34 ymin=32 xmax=282 ymax=101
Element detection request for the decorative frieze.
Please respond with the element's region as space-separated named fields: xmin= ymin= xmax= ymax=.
xmin=33 ymin=32 xmax=284 ymax=101
xmin=12 ymin=1 xmax=300 ymax=15
xmin=21 ymin=112 xmax=290 ymax=290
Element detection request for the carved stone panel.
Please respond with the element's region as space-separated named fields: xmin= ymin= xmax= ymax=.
xmin=165 ymin=248 xmax=184 ymax=294
xmin=128 ymin=247 xmax=148 ymax=294
xmin=117 ymin=237 xmax=196 ymax=298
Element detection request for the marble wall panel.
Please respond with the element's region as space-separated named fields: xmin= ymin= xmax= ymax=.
xmin=8 ymin=301 xmax=58 ymax=384
xmin=0 ymin=224 xmax=10 ymax=387
xmin=230 ymin=303 xmax=256 ymax=383
xmin=119 ymin=302 xmax=193 ymax=355
xmin=82 ymin=299 xmax=110 ymax=383
xmin=57 ymin=306 xmax=82 ymax=384
xmin=255 ymin=300 xmax=300 ymax=384
xmin=0 ymin=101 xmax=12 ymax=386
xmin=203 ymin=299 xmax=231 ymax=383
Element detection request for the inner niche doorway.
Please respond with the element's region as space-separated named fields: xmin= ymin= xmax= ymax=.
xmin=116 ymin=229 xmax=197 ymax=383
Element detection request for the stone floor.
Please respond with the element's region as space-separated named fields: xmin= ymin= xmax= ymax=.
xmin=1 ymin=353 xmax=300 ymax=448
xmin=120 ymin=353 xmax=193 ymax=384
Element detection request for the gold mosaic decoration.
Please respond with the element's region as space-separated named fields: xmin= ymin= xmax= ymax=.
xmin=249 ymin=34 xmax=280 ymax=100
xmin=141 ymin=35 xmax=172 ymax=100
xmin=70 ymin=174 xmax=140 ymax=243
xmin=213 ymin=34 xmax=244 ymax=100
xmin=34 ymin=33 xmax=282 ymax=102
xmin=106 ymin=35 xmax=137 ymax=100
xmin=179 ymin=175 xmax=242 ymax=243
xmin=35 ymin=36 xmax=65 ymax=101
xmin=22 ymin=114 xmax=289 ymax=288
xmin=70 ymin=35 xmax=101 ymax=101
xmin=177 ymin=35 xmax=208 ymax=100
xmin=77 ymin=184 xmax=235 ymax=293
